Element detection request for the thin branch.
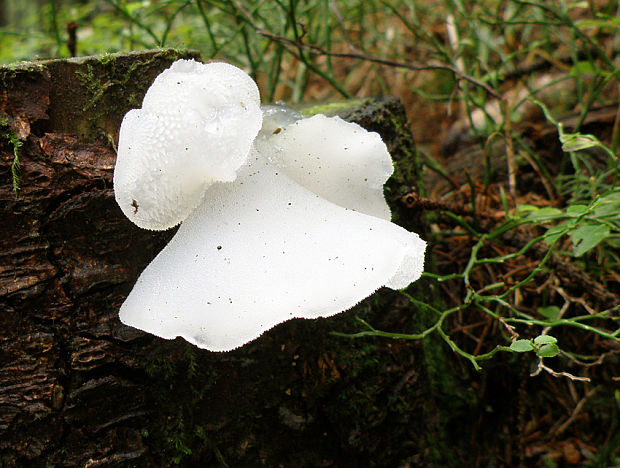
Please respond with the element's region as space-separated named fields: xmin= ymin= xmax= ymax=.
xmin=530 ymin=358 xmax=592 ymax=382
xmin=253 ymin=28 xmax=501 ymax=99
xmin=552 ymin=387 xmax=598 ymax=436
xmin=106 ymin=0 xmax=162 ymax=46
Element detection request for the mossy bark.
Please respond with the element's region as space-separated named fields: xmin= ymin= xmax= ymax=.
xmin=1 ymin=50 xmax=473 ymax=467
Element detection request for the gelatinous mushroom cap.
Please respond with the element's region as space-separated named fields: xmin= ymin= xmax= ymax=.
xmin=113 ymin=60 xmax=262 ymax=230
xmin=119 ymin=147 xmax=426 ymax=351
xmin=259 ymin=114 xmax=394 ymax=219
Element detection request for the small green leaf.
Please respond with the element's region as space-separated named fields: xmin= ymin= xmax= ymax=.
xmin=569 ymin=61 xmax=597 ymax=76
xmin=510 ymin=339 xmax=535 ymax=353
xmin=534 ymin=335 xmax=557 ymax=345
xmin=526 ymin=207 xmax=563 ymax=222
xmin=560 ymin=133 xmax=600 ymax=152
xmin=570 ymin=223 xmax=610 ymax=256
xmin=537 ymin=306 xmax=560 ymax=320
xmin=536 ymin=343 xmax=560 ymax=358
xmin=600 ymin=191 xmax=620 ymax=202
xmin=516 ymin=204 xmax=540 ymax=215
xmin=566 ymin=204 xmax=588 ymax=216
xmin=592 ymin=192 xmax=620 ymax=217
xmin=592 ymin=200 xmax=620 ymax=217
xmin=544 ymin=222 xmax=569 ymax=245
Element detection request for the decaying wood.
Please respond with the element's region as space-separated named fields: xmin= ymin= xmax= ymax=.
xmin=1 ymin=49 xmax=201 ymax=466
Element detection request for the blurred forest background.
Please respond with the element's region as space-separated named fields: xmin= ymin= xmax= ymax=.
xmin=1 ymin=0 xmax=619 ymax=466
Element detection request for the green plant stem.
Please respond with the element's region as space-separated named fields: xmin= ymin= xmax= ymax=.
xmin=48 ymin=0 xmax=62 ymax=56
xmin=504 ymin=317 xmax=618 ymax=341
xmin=106 ymin=0 xmax=162 ymax=46
xmin=194 ymin=0 xmax=218 ymax=54
xmin=161 ymin=0 xmax=192 ymax=46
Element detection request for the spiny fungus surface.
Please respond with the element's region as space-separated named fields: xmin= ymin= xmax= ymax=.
xmin=113 ymin=59 xmax=426 ymax=352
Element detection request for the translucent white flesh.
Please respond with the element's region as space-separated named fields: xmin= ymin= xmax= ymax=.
xmin=113 ymin=60 xmax=262 ymax=230
xmin=257 ymin=114 xmax=394 ymax=219
xmin=119 ymin=148 xmax=426 ymax=351
xmin=114 ymin=60 xmax=428 ymax=351
xmin=142 ymin=61 xmax=260 ymax=120
xmin=259 ymin=104 xmax=304 ymax=134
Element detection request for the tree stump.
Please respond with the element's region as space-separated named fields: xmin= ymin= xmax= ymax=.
xmin=1 ymin=49 xmax=469 ymax=467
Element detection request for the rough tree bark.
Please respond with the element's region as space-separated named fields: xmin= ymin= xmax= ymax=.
xmin=1 ymin=50 xmax=470 ymax=467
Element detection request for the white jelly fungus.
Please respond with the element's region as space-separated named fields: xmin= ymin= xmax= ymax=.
xmin=114 ymin=59 xmax=426 ymax=351
xmin=114 ymin=60 xmax=262 ymax=230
